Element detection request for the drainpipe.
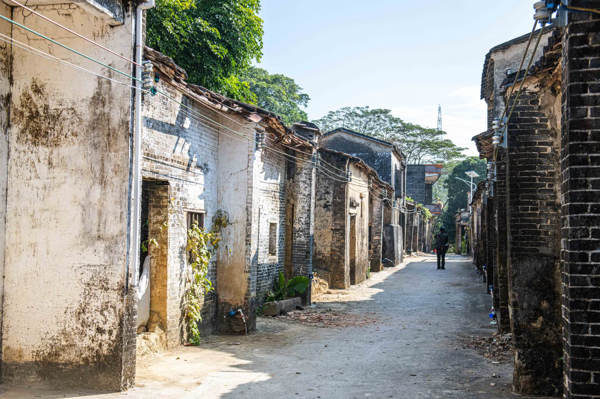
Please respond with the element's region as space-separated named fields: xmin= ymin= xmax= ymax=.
xmin=131 ymin=0 xmax=155 ymax=287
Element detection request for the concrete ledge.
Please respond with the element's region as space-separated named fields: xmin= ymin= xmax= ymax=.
xmin=263 ymin=297 xmax=302 ymax=316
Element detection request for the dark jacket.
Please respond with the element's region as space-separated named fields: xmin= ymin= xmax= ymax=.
xmin=435 ymin=232 xmax=449 ymax=251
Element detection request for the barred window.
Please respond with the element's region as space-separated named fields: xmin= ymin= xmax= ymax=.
xmin=187 ymin=212 xmax=205 ymax=230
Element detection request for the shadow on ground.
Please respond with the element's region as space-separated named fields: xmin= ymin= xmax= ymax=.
xmin=0 ymin=255 xmax=553 ymax=399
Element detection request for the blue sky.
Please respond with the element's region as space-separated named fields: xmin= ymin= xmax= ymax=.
xmin=256 ymin=0 xmax=539 ymax=156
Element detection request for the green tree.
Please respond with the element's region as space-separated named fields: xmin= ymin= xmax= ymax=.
xmin=312 ymin=106 xmax=466 ymax=164
xmin=146 ymin=0 xmax=264 ymax=102
xmin=239 ymin=66 xmax=310 ymax=125
xmin=438 ymin=157 xmax=487 ymax=243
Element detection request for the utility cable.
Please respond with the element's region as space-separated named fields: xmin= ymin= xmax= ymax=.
xmin=0 ymin=14 xmax=141 ymax=83
xmin=498 ymin=20 xmax=539 ymax=123
xmin=1 ymin=15 xmax=365 ymax=183
xmin=500 ymin=23 xmax=547 ymax=140
xmin=561 ymin=2 xmax=600 ymax=15
xmin=493 ymin=21 xmax=547 ymax=163
xmin=0 ymin=33 xmax=138 ymax=90
xmin=2 ymin=15 xmax=379 ymax=185
xmin=6 ymin=0 xmax=143 ymax=67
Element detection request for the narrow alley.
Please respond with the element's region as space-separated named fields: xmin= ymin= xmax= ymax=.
xmin=1 ymin=256 xmax=547 ymax=399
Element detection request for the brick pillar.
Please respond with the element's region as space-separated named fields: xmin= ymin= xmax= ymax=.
xmin=486 ymin=196 xmax=496 ymax=294
xmin=481 ymin=195 xmax=489 ymax=286
xmin=370 ymin=194 xmax=384 ymax=272
xmin=506 ymin=90 xmax=562 ymax=395
xmin=561 ymin=4 xmax=600 ymax=397
xmin=289 ymin=152 xmax=316 ymax=305
xmin=495 ymin=149 xmax=511 ymax=333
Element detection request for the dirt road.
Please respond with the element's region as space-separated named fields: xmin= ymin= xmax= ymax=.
xmin=0 ymin=255 xmax=548 ymax=399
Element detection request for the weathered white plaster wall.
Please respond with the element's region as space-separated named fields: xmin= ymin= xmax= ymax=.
xmin=489 ymin=31 xmax=552 ymax=117
xmin=0 ymin=2 xmax=12 ymax=340
xmin=347 ymin=162 xmax=370 ymax=285
xmin=2 ymin=4 xmax=134 ymax=389
xmin=216 ymin=118 xmax=253 ymax=311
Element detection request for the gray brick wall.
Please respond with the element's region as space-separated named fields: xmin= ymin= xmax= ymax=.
xmin=406 ymin=165 xmax=426 ymax=204
xmin=495 ymin=149 xmax=510 ymax=333
xmin=561 ymin=4 xmax=600 ymax=397
xmin=506 ymin=89 xmax=562 ymax=396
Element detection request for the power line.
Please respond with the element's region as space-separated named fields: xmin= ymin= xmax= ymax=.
xmin=0 ymin=13 xmax=141 ymax=84
xmin=3 ymin=3 xmax=395 ymax=200
xmin=6 ymin=0 xmax=143 ymax=67
xmin=2 ymin=15 xmax=389 ymax=191
xmin=493 ymin=20 xmax=545 ymax=163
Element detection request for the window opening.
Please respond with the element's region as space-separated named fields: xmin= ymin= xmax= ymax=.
xmin=269 ymin=223 xmax=277 ymax=256
xmin=187 ymin=212 xmax=205 ymax=230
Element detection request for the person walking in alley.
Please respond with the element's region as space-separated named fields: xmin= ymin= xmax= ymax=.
xmin=435 ymin=226 xmax=449 ymax=270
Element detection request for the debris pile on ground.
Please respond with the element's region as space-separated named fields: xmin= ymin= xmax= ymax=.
xmin=462 ymin=333 xmax=513 ymax=362
xmin=274 ymin=308 xmax=378 ymax=329
xmin=311 ymin=273 xmax=329 ymax=299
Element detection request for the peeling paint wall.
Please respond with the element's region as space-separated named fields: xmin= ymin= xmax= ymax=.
xmin=1 ymin=3 xmax=135 ymax=389
xmin=0 ymin=1 xmax=12 ymax=349
xmin=487 ymin=31 xmax=553 ymax=119
xmin=216 ymin=117 xmax=254 ymax=333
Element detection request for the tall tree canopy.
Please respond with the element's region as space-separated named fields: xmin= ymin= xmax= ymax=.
xmin=438 ymin=157 xmax=487 ymax=243
xmin=146 ymin=0 xmax=264 ymax=102
xmin=312 ymin=106 xmax=466 ymax=164
xmin=239 ymin=66 xmax=311 ymax=125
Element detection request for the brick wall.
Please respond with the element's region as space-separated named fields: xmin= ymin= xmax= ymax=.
xmin=313 ymin=150 xmax=349 ymax=289
xmin=505 ymin=88 xmax=562 ymax=396
xmin=486 ymin=196 xmax=496 ymax=294
xmin=495 ymin=149 xmax=511 ymax=333
xmin=406 ymin=165 xmax=426 ymax=204
xmin=370 ymin=191 xmax=384 ymax=272
xmin=285 ymin=134 xmax=317 ymax=304
xmin=142 ymin=81 xmax=220 ymax=340
xmin=253 ymin=145 xmax=288 ymax=306
xmin=561 ymin=3 xmax=600 ymax=397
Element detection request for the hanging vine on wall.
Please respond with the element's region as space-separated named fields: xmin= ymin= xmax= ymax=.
xmin=186 ymin=210 xmax=230 ymax=345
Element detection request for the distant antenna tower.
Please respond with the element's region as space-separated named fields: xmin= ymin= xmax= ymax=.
xmin=437 ymin=105 xmax=442 ymax=132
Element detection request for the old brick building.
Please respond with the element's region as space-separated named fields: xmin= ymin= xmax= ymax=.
xmin=320 ymin=128 xmax=406 ymax=266
xmin=140 ymin=48 xmax=318 ymax=340
xmin=313 ymin=148 xmax=393 ymax=288
xmin=474 ymin=4 xmax=600 ymax=396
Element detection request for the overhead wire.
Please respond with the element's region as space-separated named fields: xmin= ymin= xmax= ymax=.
xmin=493 ymin=20 xmax=547 ymax=162
xmin=2 ymin=13 xmax=393 ymax=197
xmin=0 ymin=5 xmax=386 ymax=186
xmin=6 ymin=0 xmax=143 ymax=67
xmin=0 ymin=13 xmax=370 ymax=184
xmin=0 ymin=13 xmax=141 ymax=83
xmin=561 ymin=2 xmax=600 ymax=15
